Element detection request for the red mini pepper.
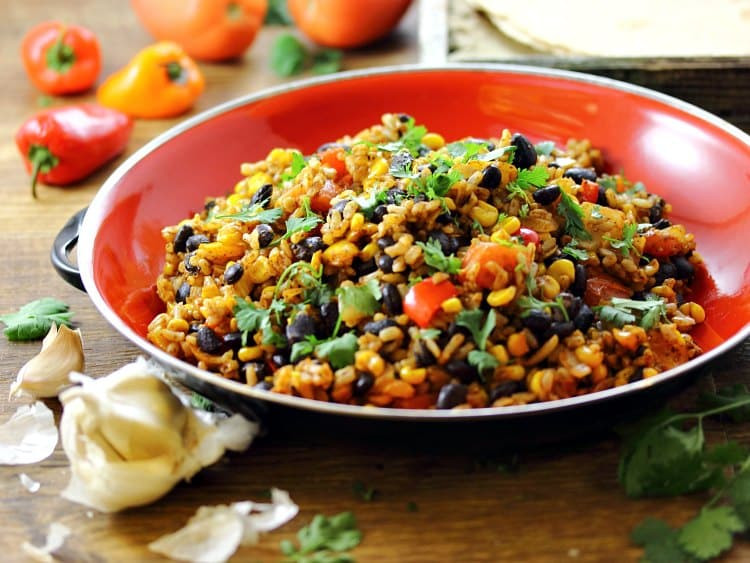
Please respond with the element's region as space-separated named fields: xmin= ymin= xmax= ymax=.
xmin=15 ymin=104 xmax=133 ymax=198
xmin=21 ymin=21 xmax=101 ymax=95
xmin=403 ymin=278 xmax=458 ymax=328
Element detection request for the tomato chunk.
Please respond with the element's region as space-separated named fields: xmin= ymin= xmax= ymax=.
xmin=461 ymin=241 xmax=525 ymax=289
xmin=584 ymin=272 xmax=633 ymax=306
xmin=403 ymin=278 xmax=458 ymax=328
xmin=319 ymin=147 xmax=350 ymax=181
xmin=580 ymin=179 xmax=600 ymax=203
xmin=310 ymin=179 xmax=344 ymax=214
xmin=643 ymin=225 xmax=689 ymax=257
xmin=518 ymin=227 xmax=539 ymax=247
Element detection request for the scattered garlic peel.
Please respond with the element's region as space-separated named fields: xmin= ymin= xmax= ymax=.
xmin=0 ymin=401 xmax=58 ymax=465
xmin=10 ymin=323 xmax=84 ymax=400
xmin=59 ymin=357 xmax=259 ymax=512
xmin=21 ymin=522 xmax=71 ymax=563
xmin=19 ymin=472 xmax=41 ymax=493
xmin=148 ymin=488 xmax=299 ymax=563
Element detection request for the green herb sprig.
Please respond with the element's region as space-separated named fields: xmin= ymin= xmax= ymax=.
xmin=0 ymin=298 xmax=73 ymax=341
xmin=505 ymin=167 xmax=548 ymax=203
xmin=416 ymin=239 xmax=461 ymax=275
xmin=280 ymin=512 xmax=362 ymax=561
xmin=596 ymin=297 xmax=667 ymax=330
xmin=557 ymin=190 xmax=591 ymax=241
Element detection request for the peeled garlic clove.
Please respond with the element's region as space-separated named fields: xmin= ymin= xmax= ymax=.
xmin=10 ymin=324 xmax=84 ymax=400
xmin=59 ymin=357 xmax=259 ymax=512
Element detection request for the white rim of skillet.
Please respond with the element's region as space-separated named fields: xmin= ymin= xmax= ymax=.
xmin=77 ymin=63 xmax=750 ymax=421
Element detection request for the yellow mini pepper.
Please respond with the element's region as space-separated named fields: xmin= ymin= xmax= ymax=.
xmin=97 ymin=41 xmax=204 ymax=118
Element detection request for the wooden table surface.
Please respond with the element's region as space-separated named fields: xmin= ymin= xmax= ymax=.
xmin=2 ymin=2 xmax=750 ymax=561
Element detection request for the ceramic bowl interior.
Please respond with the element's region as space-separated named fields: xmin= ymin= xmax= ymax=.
xmin=78 ymin=65 xmax=750 ymax=420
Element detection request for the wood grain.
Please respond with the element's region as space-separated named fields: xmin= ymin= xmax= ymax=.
xmin=0 ymin=2 xmax=748 ymax=561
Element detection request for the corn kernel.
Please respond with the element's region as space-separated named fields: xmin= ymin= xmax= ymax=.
xmin=238 ymin=346 xmax=263 ymax=362
xmin=547 ymin=259 xmax=575 ymax=288
xmin=367 ymin=354 xmax=386 ymax=377
xmin=268 ymin=148 xmax=292 ymax=167
xmin=201 ymin=283 xmax=220 ymax=299
xmin=350 ymin=212 xmax=365 ymax=231
xmin=613 ymin=327 xmax=640 ymax=352
xmin=539 ymin=275 xmax=561 ymax=300
xmin=469 ymin=200 xmax=499 ymax=228
xmin=360 ymin=241 xmax=378 ymax=262
xmin=355 ymin=350 xmax=377 ymax=372
xmin=226 ymin=193 xmax=244 ymax=208
xmin=528 ymin=370 xmax=545 ymax=395
xmin=487 ymin=286 xmax=517 ymax=307
xmin=323 ymin=240 xmax=359 ymax=267
xmin=421 ymin=132 xmax=445 ymax=150
xmin=499 ymin=216 xmax=521 ymax=234
xmin=575 ymin=344 xmax=604 ymax=368
xmin=507 ymin=332 xmax=530 ymax=356
xmin=369 ymin=157 xmax=389 ymax=177
xmin=247 ymin=256 xmax=272 ymax=283
xmin=643 ymin=367 xmax=659 ymax=378
xmin=489 ymin=344 xmax=509 ymax=365
xmin=498 ymin=365 xmax=526 ymax=381
xmin=441 ymin=297 xmax=463 ymax=314
xmin=490 ymin=229 xmax=511 ymax=243
xmin=163 ymin=263 xmax=175 ymax=276
xmin=245 ymin=172 xmax=273 ymax=196
xmin=167 ymin=318 xmax=189 ymax=332
xmin=399 ymin=367 xmax=427 ymax=385
xmin=679 ymin=302 xmax=706 ymax=323
xmin=233 ymin=179 xmax=247 ymax=193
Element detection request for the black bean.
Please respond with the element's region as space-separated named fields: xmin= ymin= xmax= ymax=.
xmin=655 ymin=262 xmax=677 ymax=284
xmin=197 ymin=326 xmax=224 ymax=354
xmin=549 ymin=321 xmax=575 ymax=339
xmin=286 ymin=313 xmax=316 ymax=345
xmin=204 ymin=200 xmax=217 ymax=213
xmin=186 ymin=234 xmax=209 ymax=252
xmin=489 ymin=381 xmax=520 ymax=402
xmin=386 ymin=188 xmax=407 ymax=204
xmin=571 ymin=264 xmax=587 ymax=296
xmin=558 ymin=292 xmax=581 ymax=319
xmin=414 ymin=341 xmax=435 ymax=367
xmin=429 ymin=230 xmax=459 ymax=255
xmin=184 ymin=253 xmax=200 ymax=273
xmin=176 ymin=282 xmax=191 ymax=303
xmin=391 ymin=151 xmax=413 ymax=173
xmin=173 ymin=224 xmax=194 ymax=253
xmin=563 ymin=167 xmax=597 ymax=184
xmin=372 ymin=204 xmax=388 ymax=223
xmin=444 ymin=360 xmax=476 ymax=384
xmin=522 ymin=310 xmax=551 ymax=334
xmin=398 ymin=113 xmax=412 ymax=123
xmin=255 ymin=224 xmax=274 ymax=248
xmin=597 ymin=185 xmax=609 ymax=206
xmin=649 ymin=204 xmax=663 ymax=224
xmin=293 ymin=236 xmax=325 ymax=261
xmin=435 ymin=212 xmax=454 ymax=224
xmin=224 ymin=263 xmax=244 ymax=285
xmin=672 ymin=255 xmax=695 ymax=279
xmin=250 ymin=183 xmax=273 ymax=207
xmin=573 ymin=304 xmax=595 ymax=332
xmin=354 ymin=258 xmax=377 ymax=277
xmin=363 ymin=319 xmax=398 ymax=335
xmin=653 ymin=219 xmax=671 ymax=230
xmin=382 ymin=283 xmax=402 ymax=315
xmin=436 ymin=383 xmax=469 ymax=409
xmin=478 ymin=165 xmax=501 ymax=189
xmin=353 ymin=372 xmax=375 ymax=396
xmin=510 ymin=133 xmax=537 ymax=170
xmin=377 ymin=253 xmax=394 ymax=273
xmin=532 ymin=184 xmax=561 ymax=206
xmin=320 ymin=302 xmax=338 ymax=336
xmin=254 ymin=380 xmax=273 ymax=391
xmin=223 ymin=331 xmax=243 ymax=351
xmin=317 ymin=142 xmax=345 ymax=152
xmin=377 ymin=236 xmax=395 ymax=250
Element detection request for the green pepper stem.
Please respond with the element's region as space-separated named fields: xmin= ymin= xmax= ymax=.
xmin=165 ymin=61 xmax=185 ymax=84
xmin=45 ymin=26 xmax=75 ymax=73
xmin=27 ymin=144 xmax=59 ymax=199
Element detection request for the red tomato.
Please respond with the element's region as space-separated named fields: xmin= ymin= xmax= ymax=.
xmin=517 ymin=227 xmax=539 ymax=247
xmin=287 ymin=0 xmax=413 ymax=48
xmin=403 ymin=278 xmax=457 ymax=328
xmin=643 ymin=225 xmax=688 ymax=257
xmin=580 ymin=179 xmax=600 ymax=203
xmin=310 ymin=179 xmax=344 ymax=213
xmin=584 ymin=272 xmax=633 ymax=306
xmin=461 ymin=242 xmax=524 ymax=289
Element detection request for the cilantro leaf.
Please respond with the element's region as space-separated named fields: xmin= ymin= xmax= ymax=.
xmin=1 ymin=297 xmax=73 ymax=341
xmin=284 ymin=512 xmax=362 ymax=556
xmin=505 ymin=167 xmax=549 ymax=203
xmin=389 ymin=151 xmax=416 ymax=179
xmin=234 ymin=298 xmax=286 ymax=347
xmin=265 ymin=0 xmax=292 ymax=24
xmin=467 ymin=349 xmax=499 ymax=380
xmin=596 ymin=297 xmax=667 ymax=330
xmin=476 ymin=146 xmax=516 ymax=162
xmin=291 ymin=334 xmax=320 ymax=363
xmin=456 ymin=309 xmax=496 ymax=351
xmin=281 ymin=196 xmax=321 ymax=240
xmin=419 ymin=328 xmax=441 ymax=340
xmin=557 ymin=190 xmax=591 ymax=240
xmin=561 ymin=239 xmax=588 ymax=261
xmin=698 ymin=385 xmax=750 ymax=423
xmin=337 ymin=279 xmax=382 ymax=318
xmin=378 ymin=118 xmax=426 ymax=157
xmin=517 ymin=294 xmax=569 ymax=322
xmin=282 ymin=151 xmax=307 ymax=182
xmin=604 ymin=222 xmax=639 ymax=257
xmin=446 ymin=140 xmax=488 ymax=162
xmin=678 ymin=506 xmax=746 ymax=560
xmin=534 ymin=140 xmax=556 ymax=156
xmin=631 ymin=518 xmax=691 ymax=563
xmin=312 ymin=48 xmax=342 ymax=75
xmin=270 ymin=33 xmax=306 ymax=76
xmin=315 ymin=332 xmax=358 ymax=370
xmin=411 ymin=169 xmax=462 ymax=200
xmin=416 ymin=239 xmax=461 ymax=275
xmin=216 ymin=199 xmax=282 ymax=224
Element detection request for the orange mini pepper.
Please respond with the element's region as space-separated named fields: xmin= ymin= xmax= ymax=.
xmin=97 ymin=41 xmax=204 ymax=119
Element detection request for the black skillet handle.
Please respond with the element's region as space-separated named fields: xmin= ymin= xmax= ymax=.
xmin=50 ymin=207 xmax=87 ymax=292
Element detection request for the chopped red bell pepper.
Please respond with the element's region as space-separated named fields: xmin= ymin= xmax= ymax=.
xmin=403 ymin=278 xmax=458 ymax=328
xmin=15 ymin=104 xmax=132 ymax=198
xmin=580 ymin=179 xmax=600 ymax=203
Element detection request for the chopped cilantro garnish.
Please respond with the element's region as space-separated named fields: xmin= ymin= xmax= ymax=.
xmin=557 ymin=190 xmax=591 ymax=241
xmin=519 ymin=203 xmax=530 ymax=218
xmin=561 ymin=239 xmax=588 ymax=261
xmin=215 ymin=199 xmax=282 ymax=224
xmin=604 ymin=223 xmax=639 ymax=258
xmin=281 ymin=196 xmax=321 ymax=241
xmin=280 ymin=512 xmax=362 ymax=560
xmin=476 ymin=145 xmax=516 ymax=162
xmin=419 ymin=328 xmax=441 ymax=340
xmin=417 ymin=239 xmax=461 ymax=274
xmin=410 ymin=168 xmax=462 ymax=200
xmin=516 ymin=288 xmax=569 ymax=322
xmin=281 ymin=150 xmax=307 ymax=181
xmin=467 ymin=349 xmax=500 ymax=380
xmin=456 ymin=309 xmax=496 ymax=351
xmin=446 ymin=140 xmax=488 ymax=162
xmin=354 ymin=190 xmax=389 ymax=218
xmin=378 ymin=118 xmax=427 ymax=157
xmin=291 ymin=332 xmax=358 ymax=369
xmin=505 ymin=167 xmax=549 ymax=203
xmin=596 ymin=296 xmax=667 ymax=330
xmin=234 ymin=298 xmax=286 ymax=347
xmin=337 ymin=279 xmax=382 ymax=318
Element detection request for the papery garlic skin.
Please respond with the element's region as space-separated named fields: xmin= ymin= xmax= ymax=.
xmin=10 ymin=324 xmax=84 ymax=400
xmin=59 ymin=358 xmax=259 ymax=512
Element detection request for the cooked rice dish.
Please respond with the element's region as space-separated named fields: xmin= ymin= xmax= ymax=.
xmin=148 ymin=113 xmax=704 ymax=409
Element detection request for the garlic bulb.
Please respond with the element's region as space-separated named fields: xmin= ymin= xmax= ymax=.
xmin=59 ymin=358 xmax=259 ymax=512
xmin=9 ymin=323 xmax=84 ymax=400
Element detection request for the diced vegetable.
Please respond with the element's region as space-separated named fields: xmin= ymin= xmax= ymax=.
xmin=403 ymin=278 xmax=458 ymax=328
